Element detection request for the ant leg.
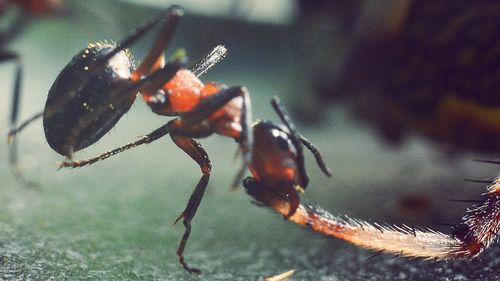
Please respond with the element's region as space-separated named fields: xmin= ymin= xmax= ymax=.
xmin=131 ymin=6 xmax=183 ymax=80
xmin=7 ymin=112 xmax=43 ymax=145
xmin=58 ymin=123 xmax=171 ymax=168
xmin=2 ymin=51 xmax=22 ymax=168
xmin=171 ymin=85 xmax=253 ymax=187
xmin=170 ymin=135 xmax=211 ymax=275
xmin=1 ymin=52 xmax=22 ymax=132
xmin=298 ymin=134 xmax=332 ymax=177
xmin=239 ymin=88 xmax=253 ymax=165
xmin=1 ymin=51 xmax=42 ymax=187
xmin=180 ymin=86 xmax=253 ymax=162
xmin=89 ymin=6 xmax=183 ymax=72
xmin=229 ymin=165 xmax=245 ymax=190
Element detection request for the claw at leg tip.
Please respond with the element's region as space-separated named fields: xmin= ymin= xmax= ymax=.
xmin=7 ymin=133 xmax=15 ymax=145
xmin=171 ymin=213 xmax=183 ymax=228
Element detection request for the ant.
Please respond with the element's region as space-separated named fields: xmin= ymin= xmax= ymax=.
xmin=8 ymin=5 xmax=332 ymax=274
xmin=53 ymin=96 xmax=333 ymax=274
xmin=7 ymin=5 xmax=253 ymax=274
xmin=9 ymin=3 xmax=499 ymax=275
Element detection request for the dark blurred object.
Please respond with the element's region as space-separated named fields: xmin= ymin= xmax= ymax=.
xmin=1 ymin=0 xmax=62 ymax=43
xmin=396 ymin=193 xmax=434 ymax=223
xmin=0 ymin=0 xmax=61 ymax=15
xmin=296 ymin=0 xmax=500 ymax=153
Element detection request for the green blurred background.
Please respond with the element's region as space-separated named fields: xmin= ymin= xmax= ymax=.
xmin=1 ymin=1 xmax=499 ymax=280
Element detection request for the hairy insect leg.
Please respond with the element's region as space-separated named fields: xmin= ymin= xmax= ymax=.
xmin=170 ymin=135 xmax=211 ymax=275
xmin=58 ymin=123 xmax=171 ymax=168
xmin=451 ymin=166 xmax=500 ymax=257
xmin=246 ymin=159 xmax=500 ymax=260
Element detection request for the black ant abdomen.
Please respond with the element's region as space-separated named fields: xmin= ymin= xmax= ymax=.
xmin=43 ymin=43 xmax=136 ymax=157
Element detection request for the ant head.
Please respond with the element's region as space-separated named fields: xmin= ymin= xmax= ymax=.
xmin=43 ymin=42 xmax=136 ymax=157
xmin=250 ymin=121 xmax=308 ymax=190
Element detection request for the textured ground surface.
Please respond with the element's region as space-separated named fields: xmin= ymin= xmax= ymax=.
xmin=1 ymin=1 xmax=499 ymax=280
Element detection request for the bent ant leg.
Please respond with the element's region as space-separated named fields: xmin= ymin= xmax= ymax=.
xmin=90 ymin=5 xmax=183 ymax=73
xmin=130 ymin=6 xmax=183 ymax=80
xmin=3 ymin=50 xmax=22 ymax=165
xmin=1 ymin=50 xmax=42 ymax=187
xmin=163 ymin=87 xmax=255 ymax=273
xmin=169 ymin=85 xmax=253 ymax=164
xmin=169 ymin=135 xmax=211 ymax=275
xmin=229 ymin=165 xmax=245 ymax=190
xmin=214 ymin=87 xmax=253 ymax=188
xmin=58 ymin=123 xmax=171 ymax=168
xmin=194 ymin=86 xmax=252 ymax=163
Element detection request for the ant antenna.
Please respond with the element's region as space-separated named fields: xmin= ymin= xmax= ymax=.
xmin=271 ymin=96 xmax=308 ymax=186
xmin=271 ymin=97 xmax=332 ymax=178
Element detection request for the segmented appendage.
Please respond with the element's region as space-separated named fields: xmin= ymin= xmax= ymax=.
xmin=248 ymin=174 xmax=500 ymax=260
xmin=450 ymin=176 xmax=500 ymax=258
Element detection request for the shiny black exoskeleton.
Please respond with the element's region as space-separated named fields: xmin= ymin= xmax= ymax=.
xmin=43 ymin=43 xmax=135 ymax=157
